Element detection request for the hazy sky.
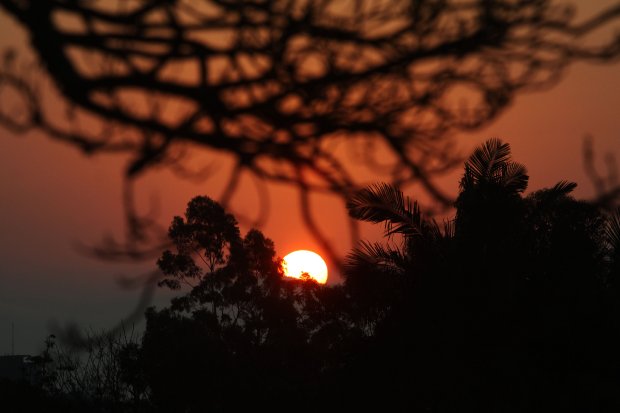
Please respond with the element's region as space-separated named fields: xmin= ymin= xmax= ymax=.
xmin=1 ymin=1 xmax=620 ymax=355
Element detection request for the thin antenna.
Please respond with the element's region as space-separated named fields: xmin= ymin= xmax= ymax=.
xmin=11 ymin=322 xmax=14 ymax=355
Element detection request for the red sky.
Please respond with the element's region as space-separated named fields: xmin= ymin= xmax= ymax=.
xmin=1 ymin=1 xmax=619 ymax=355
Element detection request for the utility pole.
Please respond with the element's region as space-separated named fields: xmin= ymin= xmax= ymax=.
xmin=11 ymin=322 xmax=14 ymax=355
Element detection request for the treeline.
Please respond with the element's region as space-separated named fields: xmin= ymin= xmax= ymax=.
xmin=10 ymin=139 xmax=620 ymax=412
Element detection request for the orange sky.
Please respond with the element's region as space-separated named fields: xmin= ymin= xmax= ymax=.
xmin=1 ymin=1 xmax=619 ymax=355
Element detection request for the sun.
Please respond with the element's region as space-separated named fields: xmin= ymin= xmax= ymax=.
xmin=282 ymin=250 xmax=328 ymax=284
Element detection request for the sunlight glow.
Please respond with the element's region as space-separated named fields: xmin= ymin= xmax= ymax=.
xmin=282 ymin=250 xmax=328 ymax=284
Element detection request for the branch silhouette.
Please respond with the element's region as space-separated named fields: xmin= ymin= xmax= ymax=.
xmin=1 ymin=0 xmax=620 ymax=261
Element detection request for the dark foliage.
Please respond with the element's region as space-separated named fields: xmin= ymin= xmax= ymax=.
xmin=342 ymin=139 xmax=620 ymax=412
xmin=21 ymin=138 xmax=620 ymax=412
xmin=138 ymin=196 xmax=353 ymax=412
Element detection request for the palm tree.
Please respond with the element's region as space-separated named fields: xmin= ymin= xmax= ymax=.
xmin=340 ymin=140 xmax=620 ymax=411
xmin=346 ymin=182 xmax=453 ymax=274
xmin=343 ymin=183 xmax=455 ymax=336
xmin=454 ymin=139 xmax=529 ymax=259
xmin=343 ymin=182 xmax=458 ymax=409
xmin=343 ymin=138 xmax=530 ymax=299
xmin=459 ymin=138 xmax=529 ymax=194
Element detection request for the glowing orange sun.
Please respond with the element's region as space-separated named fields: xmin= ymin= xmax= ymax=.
xmin=282 ymin=250 xmax=328 ymax=284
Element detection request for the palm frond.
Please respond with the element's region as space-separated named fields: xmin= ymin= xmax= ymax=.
xmin=347 ymin=183 xmax=422 ymax=237
xmin=460 ymin=165 xmax=475 ymax=190
xmin=424 ymin=219 xmax=443 ymax=241
xmin=606 ymin=208 xmax=620 ymax=253
xmin=502 ymin=162 xmax=529 ymax=193
xmin=464 ymin=138 xmax=511 ymax=185
xmin=526 ymin=181 xmax=578 ymax=205
xmin=344 ymin=241 xmax=406 ymax=272
xmin=550 ymin=180 xmax=577 ymax=195
xmin=442 ymin=219 xmax=456 ymax=239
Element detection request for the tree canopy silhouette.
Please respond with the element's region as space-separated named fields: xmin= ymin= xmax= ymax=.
xmin=1 ymin=0 xmax=620 ymax=260
xmin=24 ymin=138 xmax=620 ymax=412
xmin=137 ymin=194 xmax=353 ymax=412
xmin=342 ymin=138 xmax=620 ymax=411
